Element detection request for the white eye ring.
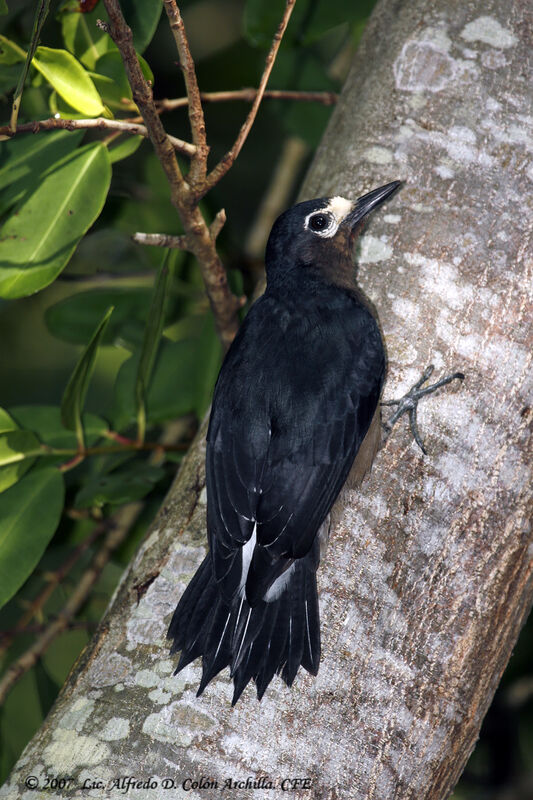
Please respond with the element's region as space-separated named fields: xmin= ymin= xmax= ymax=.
xmin=304 ymin=210 xmax=339 ymax=238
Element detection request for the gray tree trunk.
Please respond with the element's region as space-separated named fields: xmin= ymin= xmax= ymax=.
xmin=2 ymin=0 xmax=531 ymax=798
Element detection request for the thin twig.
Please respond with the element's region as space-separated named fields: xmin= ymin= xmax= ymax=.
xmin=132 ymin=232 xmax=190 ymax=249
xmin=6 ymin=0 xmax=51 ymax=135
xmin=0 ymin=117 xmax=196 ymax=157
xmin=156 ymin=89 xmax=339 ymax=112
xmin=133 ymin=209 xmax=226 ymax=250
xmin=199 ymin=0 xmax=297 ymax=199
xmin=163 ymin=0 xmax=208 ymax=185
xmin=209 ymin=209 xmax=226 ymax=241
xmin=0 ymin=502 xmax=142 ymax=707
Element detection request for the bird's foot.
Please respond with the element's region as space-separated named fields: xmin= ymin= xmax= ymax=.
xmin=382 ymin=365 xmax=464 ymax=454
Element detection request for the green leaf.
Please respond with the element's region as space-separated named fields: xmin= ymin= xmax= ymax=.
xmin=0 ymin=409 xmax=39 ymax=493
xmin=45 ymin=287 xmax=160 ymax=346
xmin=121 ymin=0 xmax=162 ymax=53
xmin=113 ymin=314 xmax=221 ymax=430
xmin=244 ymin=0 xmax=287 ymax=47
xmin=135 ymin=251 xmax=171 ymax=442
xmin=0 ymin=142 xmax=111 ymax=299
xmin=0 ymin=466 xmax=65 ymax=610
xmin=108 ymin=135 xmax=143 ymax=164
xmin=0 ymin=35 xmax=25 ymax=65
xmin=74 ymin=463 xmax=165 ymax=508
xmin=55 ymin=228 xmax=154 ymax=278
xmin=48 ymin=89 xmax=102 ymax=121
xmin=61 ymin=306 xmax=113 ymax=448
xmin=0 ymin=1 xmax=8 ymax=16
xmin=60 ymin=2 xmax=114 ymax=70
xmin=9 ymin=406 xmax=107 ymax=450
xmin=91 ymin=50 xmax=153 ymax=111
xmin=244 ymin=0 xmax=374 ymax=46
xmin=0 ymin=431 xmax=41 ymax=466
xmin=0 ymin=130 xmax=82 ymax=191
xmin=0 ymin=63 xmax=21 ymax=95
xmin=0 ymin=130 xmax=84 ymax=214
xmin=276 ymin=53 xmax=338 ymax=147
xmin=0 ymin=407 xmax=16 ymax=433
xmin=32 ymin=46 xmax=104 ymax=116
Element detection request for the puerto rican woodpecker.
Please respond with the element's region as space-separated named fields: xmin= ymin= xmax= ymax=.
xmin=167 ymin=181 xmax=461 ymax=704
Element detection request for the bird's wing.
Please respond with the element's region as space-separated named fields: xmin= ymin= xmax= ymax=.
xmin=206 ymin=294 xmax=384 ymax=605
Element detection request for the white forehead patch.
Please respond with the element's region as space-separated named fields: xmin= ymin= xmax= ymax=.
xmin=326 ymin=196 xmax=353 ymax=220
xmin=304 ymin=196 xmax=354 ymax=239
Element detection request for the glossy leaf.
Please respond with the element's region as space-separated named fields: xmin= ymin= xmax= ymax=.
xmin=121 ymin=0 xmax=162 ymax=53
xmin=274 ymin=51 xmax=338 ymax=147
xmin=0 ymin=130 xmax=84 ymax=214
xmin=0 ymin=408 xmax=15 ymax=433
xmin=0 ymin=35 xmax=25 ymax=64
xmin=61 ymin=306 xmax=113 ymax=448
xmin=32 ymin=46 xmax=104 ymax=116
xmin=74 ymin=463 xmax=165 ymax=508
xmin=9 ymin=406 xmax=107 ymax=450
xmin=0 ymin=431 xmax=41 ymax=466
xmin=0 ymin=143 xmax=111 ymax=299
xmin=0 ymin=130 xmax=81 ymax=190
xmin=45 ymin=287 xmax=160 ymax=346
xmin=0 ymin=409 xmax=38 ymax=492
xmin=113 ymin=314 xmax=221 ymax=429
xmin=0 ymin=63 xmax=20 ymax=95
xmin=244 ymin=0 xmax=374 ymax=46
xmin=60 ymin=2 xmax=114 ymax=70
xmin=135 ymin=251 xmax=171 ymax=442
xmin=108 ymin=135 xmax=143 ymax=164
xmin=48 ymin=89 xmax=106 ymax=121
xmin=91 ymin=50 xmax=153 ymax=111
xmin=0 ymin=466 xmax=65 ymax=610
xmin=55 ymin=228 xmax=155 ymax=278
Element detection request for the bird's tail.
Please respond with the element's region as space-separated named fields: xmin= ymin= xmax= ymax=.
xmin=167 ymin=554 xmax=320 ymax=705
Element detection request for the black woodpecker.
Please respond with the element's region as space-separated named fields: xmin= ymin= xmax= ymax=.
xmin=168 ymin=181 xmax=401 ymax=705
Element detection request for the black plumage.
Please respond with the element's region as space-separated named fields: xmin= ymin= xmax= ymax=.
xmin=168 ymin=182 xmax=400 ymax=703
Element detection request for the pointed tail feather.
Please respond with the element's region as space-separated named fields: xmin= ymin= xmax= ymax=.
xmin=167 ymin=553 xmax=321 ymax=702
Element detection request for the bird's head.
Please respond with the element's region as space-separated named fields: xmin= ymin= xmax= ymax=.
xmin=265 ymin=181 xmax=401 ymax=290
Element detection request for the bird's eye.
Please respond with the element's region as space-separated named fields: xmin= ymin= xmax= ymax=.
xmin=308 ymin=213 xmax=330 ymax=232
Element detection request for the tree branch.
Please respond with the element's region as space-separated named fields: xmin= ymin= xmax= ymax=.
xmin=103 ymin=0 xmax=188 ymax=198
xmin=162 ymin=0 xmax=209 ymax=185
xmin=102 ymin=0 xmax=240 ymax=349
xmin=198 ymin=0 xmax=297 ymax=199
xmin=156 ymin=88 xmax=339 ymax=112
xmin=0 ymin=117 xmax=196 ymax=156
xmin=133 ymin=209 xmax=226 ymax=250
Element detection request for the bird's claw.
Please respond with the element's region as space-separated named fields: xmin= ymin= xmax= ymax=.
xmin=382 ymin=365 xmax=465 ymax=454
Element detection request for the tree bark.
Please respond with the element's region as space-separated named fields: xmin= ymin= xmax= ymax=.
xmin=2 ymin=0 xmax=531 ymax=798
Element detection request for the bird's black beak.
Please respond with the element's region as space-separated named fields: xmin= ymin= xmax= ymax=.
xmin=346 ymin=181 xmax=401 ymax=229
